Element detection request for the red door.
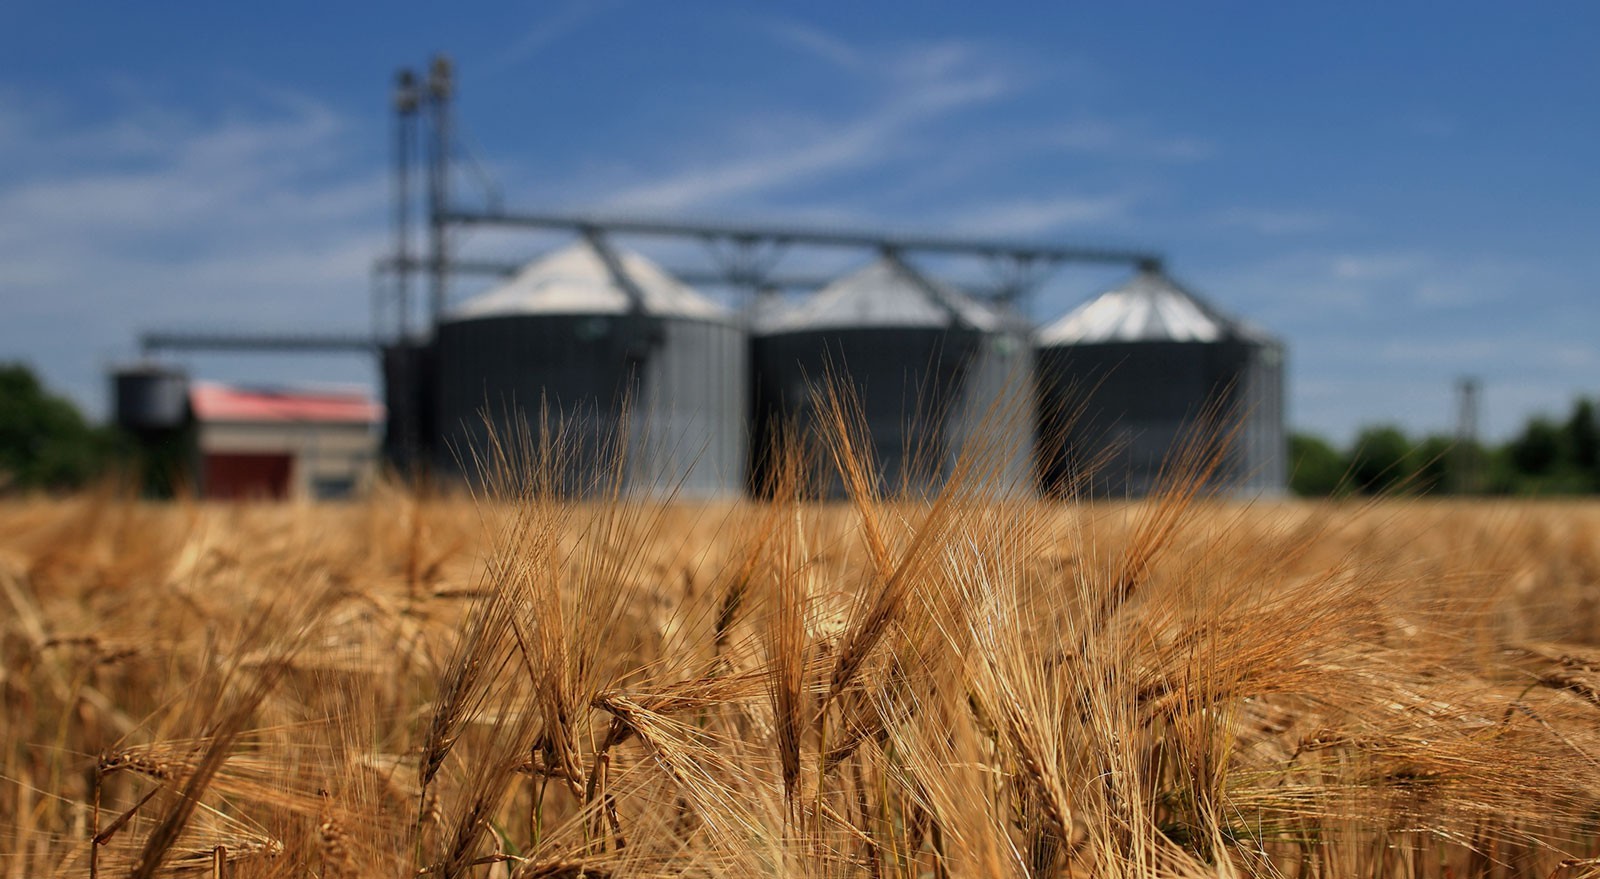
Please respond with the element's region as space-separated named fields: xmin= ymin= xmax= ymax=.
xmin=202 ymin=453 xmax=292 ymax=500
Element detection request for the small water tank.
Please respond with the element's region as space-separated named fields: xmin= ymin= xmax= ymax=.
xmin=1034 ymin=267 xmax=1286 ymax=498
xmin=751 ymin=255 xmax=1033 ymax=498
xmin=112 ymin=364 xmax=190 ymax=432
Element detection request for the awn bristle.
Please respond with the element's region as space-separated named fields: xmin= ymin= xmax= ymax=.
xmin=6 ymin=388 xmax=1600 ymax=878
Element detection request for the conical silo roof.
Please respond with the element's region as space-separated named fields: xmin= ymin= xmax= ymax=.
xmin=1033 ymin=266 xmax=1286 ymax=499
xmin=450 ymin=240 xmax=727 ymax=321
xmin=1038 ymin=268 xmax=1268 ymax=345
xmin=433 ymin=238 xmax=747 ymax=498
xmin=761 ymin=256 xmax=999 ymax=334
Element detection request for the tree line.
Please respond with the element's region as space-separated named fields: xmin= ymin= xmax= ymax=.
xmin=3 ymin=360 xmax=1597 ymax=498
xmin=1291 ymin=397 xmax=1600 ymax=496
xmin=0 ymin=363 xmax=124 ymax=493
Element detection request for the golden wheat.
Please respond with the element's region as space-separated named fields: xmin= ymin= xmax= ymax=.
xmin=5 ymin=414 xmax=1600 ymax=877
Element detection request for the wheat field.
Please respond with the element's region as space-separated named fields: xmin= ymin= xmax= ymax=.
xmin=5 ymin=438 xmax=1600 ymax=877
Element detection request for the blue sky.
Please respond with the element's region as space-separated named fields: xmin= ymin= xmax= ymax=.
xmin=2 ymin=2 xmax=1596 ymax=443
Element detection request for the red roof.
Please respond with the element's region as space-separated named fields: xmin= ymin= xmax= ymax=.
xmin=189 ymin=382 xmax=384 ymax=424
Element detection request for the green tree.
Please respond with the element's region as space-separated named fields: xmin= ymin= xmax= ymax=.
xmin=1413 ymin=434 xmax=1456 ymax=495
xmin=1289 ymin=432 xmax=1346 ymax=496
xmin=1349 ymin=425 xmax=1413 ymax=495
xmin=0 ymin=363 xmax=117 ymax=492
xmin=1568 ymin=398 xmax=1598 ymax=474
xmin=1509 ymin=417 xmax=1564 ymax=476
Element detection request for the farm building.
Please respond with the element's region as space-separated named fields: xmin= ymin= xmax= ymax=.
xmin=187 ymin=382 xmax=384 ymax=500
xmin=1034 ymin=267 xmax=1286 ymax=498
xmin=111 ymin=367 xmax=384 ymax=500
xmin=751 ymin=254 xmax=1033 ymax=498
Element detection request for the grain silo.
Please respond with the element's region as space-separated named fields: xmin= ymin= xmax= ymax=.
xmin=1035 ymin=267 xmax=1285 ymax=498
xmin=434 ymin=238 xmax=746 ymax=497
xmin=751 ymin=254 xmax=1033 ymax=498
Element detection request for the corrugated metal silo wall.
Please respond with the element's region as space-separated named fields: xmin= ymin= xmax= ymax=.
xmin=945 ymin=328 xmax=1037 ymax=496
xmin=1036 ymin=340 xmax=1281 ymax=498
xmin=434 ymin=314 xmax=639 ymax=494
xmin=1237 ymin=340 xmax=1288 ymax=495
xmin=627 ymin=317 xmax=748 ymax=499
xmin=753 ymin=327 xmax=1026 ymax=499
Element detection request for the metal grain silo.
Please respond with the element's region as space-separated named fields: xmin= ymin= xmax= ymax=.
xmin=751 ymin=255 xmax=1033 ymax=498
xmin=434 ymin=239 xmax=746 ymax=497
xmin=1035 ymin=267 xmax=1285 ymax=498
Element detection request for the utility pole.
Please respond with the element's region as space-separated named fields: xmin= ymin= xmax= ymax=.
xmin=393 ymin=68 xmax=419 ymax=340
xmin=426 ymin=54 xmax=453 ymax=323
xmin=392 ymin=67 xmax=422 ymax=468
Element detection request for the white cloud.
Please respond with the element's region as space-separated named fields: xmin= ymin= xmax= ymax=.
xmin=958 ymin=194 xmax=1134 ymax=237
xmin=483 ymin=1 xmax=619 ymax=75
xmin=601 ymin=138 xmax=881 ymax=213
xmin=599 ymin=36 xmax=1014 ymax=213
xmin=1205 ymin=245 xmax=1597 ymax=443
xmin=1330 ymin=252 xmax=1426 ymax=282
xmin=762 ymin=18 xmax=868 ymax=74
xmin=1375 ymin=336 xmax=1598 ymax=373
xmin=625 ymin=19 xmax=1208 ymax=226
xmin=887 ymin=41 xmax=980 ymax=83
xmin=0 ymin=87 xmax=385 ymax=416
xmin=1219 ymin=249 xmax=1560 ymax=332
